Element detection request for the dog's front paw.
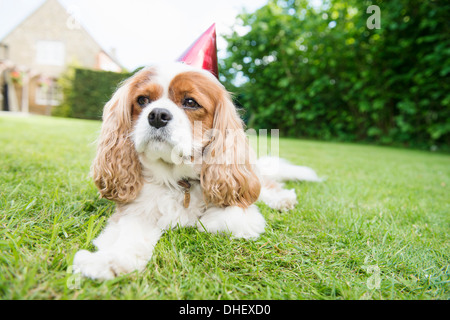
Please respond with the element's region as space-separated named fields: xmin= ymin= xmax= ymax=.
xmin=73 ymin=249 xmax=150 ymax=280
xmin=198 ymin=205 xmax=266 ymax=240
xmin=274 ymin=189 xmax=298 ymax=211
xmin=259 ymin=188 xmax=298 ymax=211
xmin=73 ymin=250 xmax=117 ymax=280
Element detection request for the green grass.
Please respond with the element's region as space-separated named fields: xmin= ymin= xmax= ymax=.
xmin=0 ymin=113 xmax=449 ymax=300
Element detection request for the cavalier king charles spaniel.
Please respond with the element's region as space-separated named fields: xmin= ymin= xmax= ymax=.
xmin=73 ymin=62 xmax=320 ymax=280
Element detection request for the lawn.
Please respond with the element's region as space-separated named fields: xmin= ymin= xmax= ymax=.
xmin=0 ymin=113 xmax=449 ymax=300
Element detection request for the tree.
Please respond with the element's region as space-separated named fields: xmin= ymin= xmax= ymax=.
xmin=222 ymin=0 xmax=450 ymax=150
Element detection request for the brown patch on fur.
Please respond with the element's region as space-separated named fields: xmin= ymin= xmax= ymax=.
xmin=168 ymin=72 xmax=222 ymax=141
xmin=92 ymin=67 xmax=261 ymax=208
xmin=169 ymin=72 xmax=261 ymax=208
xmin=91 ymin=67 xmax=160 ymax=204
xmin=128 ymin=70 xmax=164 ymax=122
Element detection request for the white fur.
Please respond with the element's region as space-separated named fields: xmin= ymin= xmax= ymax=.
xmin=74 ymin=179 xmax=266 ymax=280
xmin=73 ymin=62 xmax=321 ymax=280
xmin=132 ymin=97 xmax=194 ymax=164
xmin=257 ymin=156 xmax=323 ymax=182
xmin=258 ymin=187 xmax=298 ymax=211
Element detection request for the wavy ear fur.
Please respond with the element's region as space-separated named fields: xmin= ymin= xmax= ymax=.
xmin=91 ymin=80 xmax=142 ymax=203
xmin=201 ymin=90 xmax=261 ymax=208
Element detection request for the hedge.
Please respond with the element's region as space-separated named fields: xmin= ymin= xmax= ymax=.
xmin=54 ymin=68 xmax=132 ymax=120
xmin=222 ymin=0 xmax=450 ymax=151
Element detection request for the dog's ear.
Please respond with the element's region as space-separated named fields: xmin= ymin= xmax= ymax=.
xmin=201 ymin=90 xmax=261 ymax=208
xmin=91 ymin=80 xmax=143 ymax=203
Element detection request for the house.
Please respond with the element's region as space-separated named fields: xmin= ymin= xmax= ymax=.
xmin=0 ymin=0 xmax=123 ymax=115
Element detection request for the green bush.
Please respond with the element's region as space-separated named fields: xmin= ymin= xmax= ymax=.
xmin=55 ymin=67 xmax=131 ymax=120
xmin=222 ymin=0 xmax=450 ymax=151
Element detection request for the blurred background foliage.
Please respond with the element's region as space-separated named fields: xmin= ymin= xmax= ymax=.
xmin=53 ymin=66 xmax=131 ymax=119
xmin=55 ymin=0 xmax=450 ymax=151
xmin=221 ymin=0 xmax=450 ymax=151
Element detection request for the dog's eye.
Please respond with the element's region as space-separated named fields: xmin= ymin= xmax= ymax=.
xmin=182 ymin=98 xmax=202 ymax=110
xmin=137 ymin=96 xmax=150 ymax=107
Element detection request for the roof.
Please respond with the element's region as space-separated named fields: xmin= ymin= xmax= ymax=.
xmin=0 ymin=0 xmax=123 ymax=71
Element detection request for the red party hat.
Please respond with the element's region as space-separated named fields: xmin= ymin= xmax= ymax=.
xmin=177 ymin=23 xmax=218 ymax=78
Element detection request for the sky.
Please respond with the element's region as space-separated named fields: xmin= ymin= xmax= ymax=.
xmin=0 ymin=0 xmax=267 ymax=70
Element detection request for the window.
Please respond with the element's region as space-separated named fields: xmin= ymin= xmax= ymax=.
xmin=36 ymin=78 xmax=62 ymax=106
xmin=36 ymin=41 xmax=65 ymax=66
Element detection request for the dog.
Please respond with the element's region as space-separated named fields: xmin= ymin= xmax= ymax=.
xmin=73 ymin=62 xmax=321 ymax=279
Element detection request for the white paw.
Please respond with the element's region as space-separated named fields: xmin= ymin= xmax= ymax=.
xmin=198 ymin=205 xmax=266 ymax=240
xmin=274 ymin=189 xmax=298 ymax=211
xmin=259 ymin=188 xmax=298 ymax=211
xmin=73 ymin=249 xmax=147 ymax=280
xmin=73 ymin=250 xmax=117 ymax=280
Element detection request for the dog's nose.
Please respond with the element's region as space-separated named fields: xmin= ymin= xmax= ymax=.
xmin=148 ymin=108 xmax=173 ymax=129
